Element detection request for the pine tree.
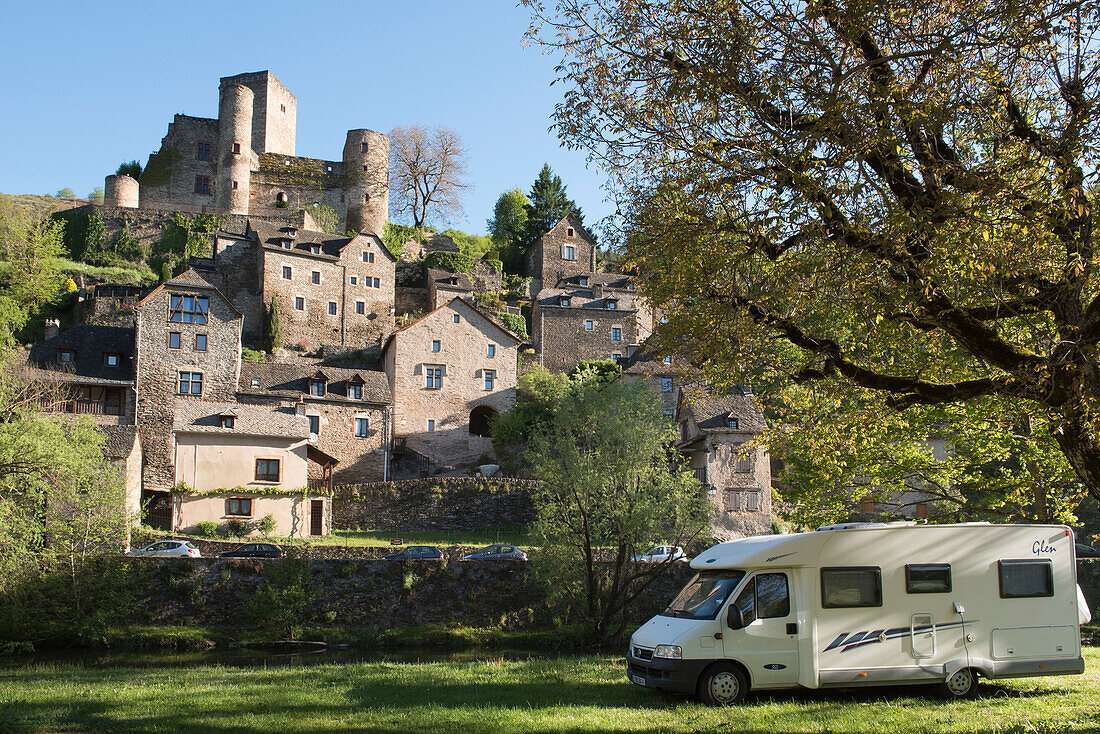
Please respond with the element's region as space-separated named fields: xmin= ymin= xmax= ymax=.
xmin=159 ymin=262 xmax=171 ymax=284
xmin=521 ymin=164 xmax=585 ymax=255
xmin=264 ymin=296 xmax=282 ymax=353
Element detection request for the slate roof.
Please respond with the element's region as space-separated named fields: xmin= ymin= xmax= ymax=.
xmin=98 ymin=425 xmax=139 ymax=460
xmin=238 ymin=362 xmax=391 ymax=405
xmin=381 ymin=298 xmax=523 ymax=357
xmin=680 ymin=386 xmax=767 ymax=434
xmin=427 ymin=268 xmax=474 ymax=292
xmin=621 ymin=348 xmax=676 ymax=376
xmin=173 ymin=401 xmax=309 ymax=439
xmin=248 ymin=221 xmax=349 ymax=259
xmin=555 ymin=272 xmax=636 ymax=291
xmin=535 ymin=287 xmax=639 ymax=311
xmin=26 ymin=325 xmax=135 ymax=384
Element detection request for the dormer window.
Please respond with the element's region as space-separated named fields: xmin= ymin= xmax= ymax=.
xmin=282 ymin=240 xmax=292 ymax=249
xmin=627 ymin=283 xmax=635 ymax=291
xmin=310 ymin=379 xmax=326 ymax=397
xmin=607 ymin=300 xmax=618 ymax=310
xmin=287 ymin=228 xmax=298 ymax=238
xmin=311 ymin=245 xmax=321 ymax=255
xmin=559 ymin=297 xmax=571 ymax=307
xmin=579 ymin=277 xmax=588 ymax=286
xmin=348 ymin=377 xmax=363 ymax=400
xmin=220 ymin=413 xmax=236 ymax=429
xmin=250 ymin=378 xmax=261 ymax=389
xmin=57 ymin=349 xmax=74 ymax=364
xmin=728 ymin=417 xmax=739 ymax=430
xmin=664 ymin=356 xmax=672 ymax=364
xmin=104 ymin=353 xmax=120 ymax=367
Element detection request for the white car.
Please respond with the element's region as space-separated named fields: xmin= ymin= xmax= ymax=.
xmin=632 ymin=545 xmax=688 ymax=563
xmin=126 ymin=540 xmax=201 ymax=558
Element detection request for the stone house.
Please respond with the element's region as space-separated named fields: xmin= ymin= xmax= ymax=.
xmin=111 ymin=70 xmax=388 ymax=237
xmin=531 ymin=279 xmax=644 ymax=371
xmin=99 ymin=425 xmax=143 ymax=532
xmin=207 ymin=219 xmax=396 ymax=349
xmin=676 ymin=385 xmax=773 ymax=541
xmin=381 ymin=298 xmax=521 ymax=468
xmin=622 ymin=348 xmax=680 ymax=417
xmin=526 ymin=213 xmax=598 ymax=290
xmin=237 ymin=361 xmax=391 ymax=484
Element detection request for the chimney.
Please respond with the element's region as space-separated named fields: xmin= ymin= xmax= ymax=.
xmin=592 ymin=284 xmax=604 ymax=299
xmin=44 ymin=318 xmax=60 ymax=341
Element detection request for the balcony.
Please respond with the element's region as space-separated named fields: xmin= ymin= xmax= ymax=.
xmin=692 ymin=468 xmax=707 ymax=484
xmin=64 ymin=400 xmax=122 ymax=416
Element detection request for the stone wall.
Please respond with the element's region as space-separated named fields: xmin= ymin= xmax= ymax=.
xmin=534 ymin=304 xmax=638 ymax=372
xmin=395 ymin=287 xmax=429 ymax=316
xmin=528 ymin=214 xmax=595 ymax=287
xmin=333 ymin=478 xmax=537 ymax=532
xmin=140 ymin=115 xmax=220 ymax=213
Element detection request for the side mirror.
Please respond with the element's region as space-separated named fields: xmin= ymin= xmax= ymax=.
xmin=727 ymin=605 xmax=746 ymax=630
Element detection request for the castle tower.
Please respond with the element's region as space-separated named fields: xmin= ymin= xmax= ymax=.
xmin=103 ymin=174 xmax=139 ymax=208
xmin=216 ymin=82 xmax=254 ymax=216
xmin=342 ymin=129 xmax=389 ymax=236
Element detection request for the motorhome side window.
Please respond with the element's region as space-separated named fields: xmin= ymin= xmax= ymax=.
xmin=998 ymin=559 xmax=1054 ymax=598
xmin=821 ymin=567 xmax=882 ymax=608
xmin=663 ymin=571 xmax=745 ymax=620
xmin=733 ymin=573 xmax=790 ymax=625
xmin=905 ymin=564 xmax=952 ymax=594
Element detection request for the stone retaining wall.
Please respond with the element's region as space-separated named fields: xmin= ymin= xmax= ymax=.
xmin=333 ymin=478 xmax=537 ymax=533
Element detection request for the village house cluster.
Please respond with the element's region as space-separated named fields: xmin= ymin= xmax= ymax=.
xmin=24 ymin=71 xmax=774 ymax=542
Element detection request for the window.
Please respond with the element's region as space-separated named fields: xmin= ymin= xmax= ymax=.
xmin=426 ymin=367 xmax=442 ymax=389
xmin=579 ymin=276 xmax=588 ymax=286
xmin=906 ymin=564 xmax=952 ymax=594
xmin=104 ymin=353 xmax=120 ymax=367
xmin=354 ymin=417 xmax=369 ymax=437
xmin=195 ymin=334 xmax=207 ymax=351
xmin=168 ymin=295 xmax=209 ymax=324
xmin=310 ymin=379 xmax=326 ymax=397
xmin=194 ymin=176 xmax=211 ymax=195
xmin=328 ymin=302 xmax=337 ymax=316
xmin=564 ymin=245 xmax=576 ymax=260
xmin=427 ymin=419 xmax=436 ymax=432
xmin=567 ymin=227 xmax=574 ymax=236
xmin=281 ymin=103 xmax=286 ymax=112
xmin=281 ymin=240 xmax=292 ymax=249
xmin=607 ymin=300 xmax=618 ymax=310
xmin=250 ymin=378 xmax=260 ymax=388
xmin=364 ymin=193 xmax=370 ymax=203
xmin=57 ymin=349 xmax=74 ymax=363
xmin=311 ymin=245 xmax=320 ymax=254
xmin=661 ymin=378 xmax=673 ymax=393
xmin=350 ymin=276 xmax=358 ymax=286
xmin=999 ymin=559 xmax=1054 ymax=598
xmin=612 ymin=327 xmax=622 ymax=341
xmin=432 ymin=340 xmax=441 ymax=352
xmin=860 ymin=498 xmax=876 ymax=513
xmin=372 ymin=277 xmax=380 ymax=288
xmin=453 ymin=314 xmax=460 ymax=323
xmin=728 ymin=417 xmax=739 ymax=430
xmin=226 ymin=496 xmax=253 ymax=515
xmin=232 ymin=142 xmax=241 ymax=154
xmin=612 ymin=352 xmax=622 ymax=361
xmin=582 ymin=320 xmax=593 ymax=331
xmin=255 ymin=458 xmax=280 ymax=483
xmin=821 ymin=567 xmax=882 ymax=608
xmin=361 ymin=141 xmax=369 ymax=153
xmin=232 ymin=181 xmax=238 ymax=190
xmin=168 ymin=332 xmax=181 ymax=349
xmin=363 ymin=252 xmax=375 ymax=263
xmin=560 ymin=298 xmax=571 ymax=307
xmin=348 ymin=383 xmax=362 ymax=400
xmin=178 ymin=371 xmax=203 ymax=395
xmin=220 ymin=415 xmax=235 ymax=429
xmin=196 ymin=142 xmax=212 ymax=161
xmin=915 ymin=502 xmax=929 ymax=519
xmin=294 ymin=297 xmax=304 ymax=311
xmin=484 ymin=370 xmax=496 ymax=390
xmin=356 ymin=301 xmax=365 ymax=315
xmin=308 ymin=415 xmax=320 ymax=435
xmin=664 ymin=356 xmax=673 ymax=364
xmin=736 ymin=452 xmax=753 ymax=473
xmin=282 ymin=266 xmax=292 ymax=279
xmin=487 ymin=344 xmax=496 ymax=357
xmin=733 ymin=573 xmax=791 ymax=626
xmin=311 ymin=271 xmax=321 ymax=284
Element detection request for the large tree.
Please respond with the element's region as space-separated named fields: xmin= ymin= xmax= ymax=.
xmin=487 ymin=187 xmax=530 ymax=273
xmin=526 ymin=0 xmax=1100 ymax=503
xmin=522 ymin=164 xmax=585 ymax=252
xmin=389 ymin=125 xmax=470 ymax=228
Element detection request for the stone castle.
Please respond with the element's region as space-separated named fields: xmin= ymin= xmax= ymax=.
xmin=104 ymin=71 xmax=388 ymax=237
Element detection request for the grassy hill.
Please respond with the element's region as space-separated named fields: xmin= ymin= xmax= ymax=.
xmin=0 ymin=192 xmax=88 ymax=221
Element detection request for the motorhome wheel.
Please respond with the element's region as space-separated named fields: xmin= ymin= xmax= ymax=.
xmin=698 ymin=663 xmax=748 ymax=706
xmin=939 ymin=668 xmax=978 ymax=699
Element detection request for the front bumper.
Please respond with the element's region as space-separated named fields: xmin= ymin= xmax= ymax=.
xmin=626 ymin=650 xmax=711 ymax=695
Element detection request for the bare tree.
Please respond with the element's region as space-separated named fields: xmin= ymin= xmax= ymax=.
xmin=388 ymin=125 xmax=470 ymax=228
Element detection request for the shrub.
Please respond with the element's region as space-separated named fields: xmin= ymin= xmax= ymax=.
xmin=241 ymin=347 xmax=266 ymax=362
xmin=499 ymin=312 xmax=529 ymax=339
xmin=244 ymin=558 xmax=319 ymax=639
xmin=424 ymin=251 xmax=477 ymax=273
xmin=116 ymin=160 xmax=143 ymax=178
xmin=195 ymin=521 xmax=218 ymax=538
xmin=259 ymin=514 xmax=277 ymax=536
xmin=225 ymin=519 xmax=249 ymax=538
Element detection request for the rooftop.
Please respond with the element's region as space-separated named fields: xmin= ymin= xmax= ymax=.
xmin=238 ymin=361 xmax=390 ymax=405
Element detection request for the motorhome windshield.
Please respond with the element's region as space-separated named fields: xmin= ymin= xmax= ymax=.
xmin=662 ymin=571 xmax=746 ymax=620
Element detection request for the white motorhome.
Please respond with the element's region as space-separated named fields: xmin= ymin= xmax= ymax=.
xmin=627 ymin=523 xmax=1091 ymax=705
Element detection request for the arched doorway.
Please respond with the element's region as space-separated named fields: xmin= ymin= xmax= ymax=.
xmin=469 ymin=405 xmax=499 ymax=437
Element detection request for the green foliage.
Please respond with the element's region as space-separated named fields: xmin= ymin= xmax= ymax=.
xmin=115 ymin=160 xmax=142 ymax=178
xmin=0 ymin=198 xmax=65 ymax=342
xmin=52 ymin=208 xmax=104 ymax=262
xmin=309 ymin=203 xmax=340 ymax=233
xmin=54 ymin=188 xmax=76 ymax=200
xmin=140 ymin=143 xmax=180 ymax=188
xmin=87 ymin=187 xmax=105 ymax=204
xmin=259 ymin=514 xmax=277 ymax=536
xmin=527 ymin=374 xmax=709 ymax=643
xmin=241 ymin=347 xmax=266 ymax=362
xmin=423 ymin=251 xmax=477 ymax=273
xmin=522 ymin=165 xmax=585 ymax=255
xmin=498 ymin=312 xmax=528 ymax=339
xmin=50 ymin=257 xmax=155 ymax=287
xmin=439 ymin=228 xmax=494 ymax=259
xmin=111 ymin=229 xmax=148 ymax=262
xmin=488 ymin=187 xmax=530 ymax=273
xmin=264 ymin=296 xmax=282 ymax=353
xmin=159 ymin=262 xmax=171 ymax=283
xmin=568 ymin=360 xmax=621 ymax=383
xmin=244 ymin=558 xmax=319 ymax=639
xmin=484 ymin=257 xmax=503 ymax=273
xmin=225 ymin=519 xmax=249 ymax=538
xmin=195 ymin=521 xmax=218 ymax=538
xmin=153 ymin=212 xmax=218 ymax=272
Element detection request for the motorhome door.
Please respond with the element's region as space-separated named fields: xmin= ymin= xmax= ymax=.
xmin=724 ymin=571 xmax=799 ymax=686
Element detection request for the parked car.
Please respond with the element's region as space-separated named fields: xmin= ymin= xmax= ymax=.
xmin=383 ymin=545 xmax=445 ymax=561
xmin=461 ymin=544 xmax=528 ymax=562
xmin=632 ymin=545 xmax=688 ymax=563
xmin=218 ymin=543 xmax=285 ymax=559
xmin=1076 ymin=542 xmax=1100 ymax=558
xmin=126 ymin=540 xmax=201 ymax=558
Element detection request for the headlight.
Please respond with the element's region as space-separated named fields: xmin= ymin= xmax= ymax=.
xmin=653 ymin=644 xmax=682 ymax=659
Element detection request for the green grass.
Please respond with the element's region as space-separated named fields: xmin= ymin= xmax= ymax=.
xmin=53 ymin=256 xmax=157 ymax=285
xmin=0 ymin=649 xmax=1097 ymax=733
xmin=323 ymin=528 xmax=535 ymax=548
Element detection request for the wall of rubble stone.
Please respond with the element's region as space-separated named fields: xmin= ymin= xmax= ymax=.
xmin=333 ymin=478 xmax=537 ymax=532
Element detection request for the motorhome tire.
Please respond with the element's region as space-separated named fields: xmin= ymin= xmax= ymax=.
xmin=939 ymin=668 xmax=979 ymax=699
xmin=698 ymin=663 xmax=748 ymax=706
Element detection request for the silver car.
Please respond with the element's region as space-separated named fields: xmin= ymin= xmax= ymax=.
xmin=631 ymin=545 xmax=687 ymax=563
xmin=126 ymin=540 xmax=202 ymax=558
xmin=461 ymin=544 xmax=529 ymax=561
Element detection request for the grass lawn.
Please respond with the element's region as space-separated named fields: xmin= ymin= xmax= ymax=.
xmin=1 ymin=649 xmax=1097 ymax=733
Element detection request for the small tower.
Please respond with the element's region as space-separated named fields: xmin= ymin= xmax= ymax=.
xmin=216 ymin=82 xmax=254 ymax=216
xmin=342 ymin=129 xmax=389 ymax=236
xmin=103 ymin=174 xmax=139 ymax=208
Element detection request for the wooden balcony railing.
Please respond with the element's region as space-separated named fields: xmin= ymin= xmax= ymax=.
xmin=67 ymin=400 xmax=122 ymax=416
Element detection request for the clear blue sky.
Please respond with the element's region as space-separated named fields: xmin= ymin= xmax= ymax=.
xmin=0 ymin=0 xmax=613 ymax=236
